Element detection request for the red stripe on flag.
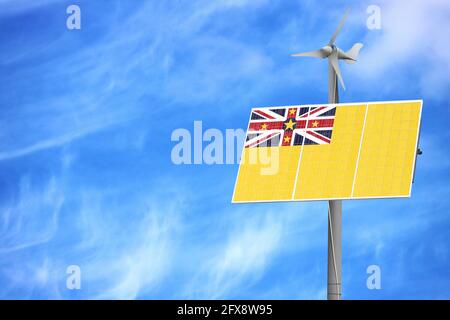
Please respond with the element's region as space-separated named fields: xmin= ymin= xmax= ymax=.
xmin=248 ymin=121 xmax=284 ymax=131
xmin=308 ymin=106 xmax=326 ymax=116
xmin=253 ymin=110 xmax=275 ymax=119
xmin=281 ymin=131 xmax=293 ymax=146
xmin=307 ymin=119 xmax=334 ymax=128
xmin=296 ymin=119 xmax=307 ymax=128
xmin=246 ymin=132 xmax=280 ymax=148
xmin=306 ymin=130 xmax=330 ymax=144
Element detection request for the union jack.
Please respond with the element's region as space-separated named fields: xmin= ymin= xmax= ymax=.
xmin=245 ymin=105 xmax=336 ymax=148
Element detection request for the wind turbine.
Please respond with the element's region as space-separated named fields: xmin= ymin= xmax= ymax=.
xmin=291 ymin=10 xmax=363 ymax=300
xmin=291 ymin=10 xmax=363 ymax=103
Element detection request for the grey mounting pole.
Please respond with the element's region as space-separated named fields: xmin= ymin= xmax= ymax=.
xmin=327 ymin=59 xmax=342 ymax=300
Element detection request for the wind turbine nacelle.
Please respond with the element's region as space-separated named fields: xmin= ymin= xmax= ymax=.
xmin=320 ymin=45 xmax=333 ymax=57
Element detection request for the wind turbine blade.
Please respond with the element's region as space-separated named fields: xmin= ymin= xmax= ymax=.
xmin=291 ymin=49 xmax=326 ymax=58
xmin=329 ymin=52 xmax=345 ymax=90
xmin=328 ymin=9 xmax=350 ymax=45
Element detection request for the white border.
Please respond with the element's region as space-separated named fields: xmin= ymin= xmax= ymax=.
xmin=250 ymin=99 xmax=423 ymax=109
xmin=291 ymin=109 xmax=312 ymax=199
xmin=232 ymin=194 xmax=411 ymax=204
xmin=231 ymin=99 xmax=423 ymax=203
xmin=351 ymin=103 xmax=369 ymax=197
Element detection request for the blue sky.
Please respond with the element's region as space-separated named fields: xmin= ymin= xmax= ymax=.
xmin=0 ymin=0 xmax=449 ymax=299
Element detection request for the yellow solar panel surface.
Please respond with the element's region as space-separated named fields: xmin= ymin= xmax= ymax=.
xmin=232 ymin=100 xmax=422 ymax=202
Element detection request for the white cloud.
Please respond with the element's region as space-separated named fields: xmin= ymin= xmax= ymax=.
xmin=91 ymin=209 xmax=178 ymax=299
xmin=0 ymin=119 xmax=121 ymax=161
xmin=0 ymin=179 xmax=184 ymax=299
xmin=184 ymin=212 xmax=282 ymax=298
xmin=182 ymin=202 xmax=327 ymax=299
xmin=0 ymin=1 xmax=275 ymax=161
xmin=72 ymin=187 xmax=184 ymax=299
xmin=352 ymin=0 xmax=450 ymax=99
xmin=0 ymin=176 xmax=63 ymax=254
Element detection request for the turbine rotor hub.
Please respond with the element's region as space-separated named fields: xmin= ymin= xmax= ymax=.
xmin=321 ymin=45 xmax=333 ymax=57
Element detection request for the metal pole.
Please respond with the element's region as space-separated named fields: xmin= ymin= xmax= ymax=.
xmin=327 ymin=58 xmax=342 ymax=300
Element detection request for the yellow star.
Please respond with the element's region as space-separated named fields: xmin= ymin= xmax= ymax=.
xmin=260 ymin=123 xmax=268 ymax=130
xmin=289 ymin=109 xmax=296 ymax=116
xmin=284 ymin=136 xmax=291 ymax=143
xmin=312 ymin=120 xmax=319 ymax=128
xmin=284 ymin=119 xmax=296 ymax=130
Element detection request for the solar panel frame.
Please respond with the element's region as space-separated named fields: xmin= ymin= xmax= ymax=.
xmin=232 ymin=100 xmax=423 ymax=203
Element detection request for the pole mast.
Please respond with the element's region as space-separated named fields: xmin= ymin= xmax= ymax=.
xmin=290 ymin=9 xmax=362 ymax=300
xmin=327 ymin=57 xmax=342 ymax=300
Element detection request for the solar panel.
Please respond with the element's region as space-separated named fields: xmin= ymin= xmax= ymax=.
xmin=232 ymin=100 xmax=423 ymax=202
